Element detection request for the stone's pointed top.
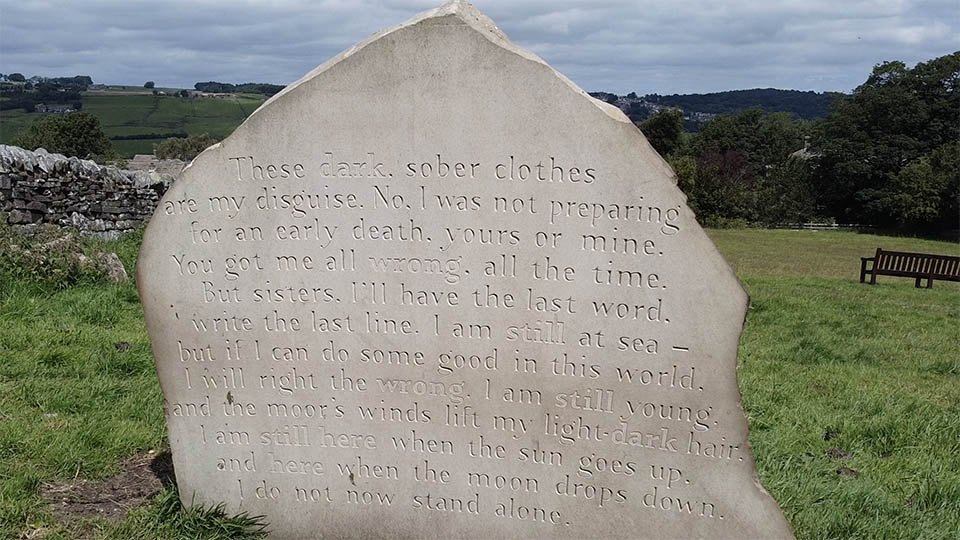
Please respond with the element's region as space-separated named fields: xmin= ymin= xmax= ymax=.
xmin=436 ymin=0 xmax=478 ymax=15
xmin=414 ymin=0 xmax=507 ymax=41
xmin=254 ymin=0 xmax=504 ymax=116
xmin=254 ymin=0 xmax=628 ymax=128
xmin=434 ymin=0 xmax=484 ymax=19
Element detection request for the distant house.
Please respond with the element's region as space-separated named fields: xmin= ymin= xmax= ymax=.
xmin=790 ymin=137 xmax=821 ymax=160
xmin=35 ymin=103 xmax=75 ymax=114
xmin=185 ymin=91 xmax=227 ymax=99
xmin=790 ymin=147 xmax=821 ymax=160
xmin=686 ymin=111 xmax=717 ymax=122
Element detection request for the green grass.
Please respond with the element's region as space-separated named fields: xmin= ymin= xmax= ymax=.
xmin=708 ymin=229 xmax=960 ymax=539
xmin=1 ymin=92 xmax=265 ymax=157
xmin=0 ymin=232 xmax=266 ymax=539
xmin=102 ymin=486 xmax=267 ymax=540
xmin=0 ymin=253 xmax=156 ymax=537
xmin=0 ymin=108 xmax=34 ymax=142
xmin=0 ymin=228 xmax=957 ymax=538
xmin=708 ymin=229 xmax=960 ymax=280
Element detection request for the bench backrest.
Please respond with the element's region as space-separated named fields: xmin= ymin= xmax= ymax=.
xmin=874 ymin=248 xmax=960 ymax=280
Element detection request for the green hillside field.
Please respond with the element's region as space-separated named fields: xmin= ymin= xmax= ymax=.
xmin=0 ymin=90 xmax=265 ymax=157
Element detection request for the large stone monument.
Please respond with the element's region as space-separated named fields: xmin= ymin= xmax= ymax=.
xmin=138 ymin=2 xmax=794 ymax=538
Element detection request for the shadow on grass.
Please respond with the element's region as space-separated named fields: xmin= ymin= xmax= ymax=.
xmin=148 ymin=450 xmax=175 ymax=486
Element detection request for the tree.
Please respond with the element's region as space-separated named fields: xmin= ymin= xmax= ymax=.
xmin=234 ymin=83 xmax=284 ymax=96
xmin=623 ymin=101 xmax=652 ymax=124
xmin=640 ymin=109 xmax=684 ymax=156
xmin=812 ymin=52 xmax=960 ymax=232
xmin=667 ymin=154 xmax=696 ymax=199
xmin=690 ymin=149 xmax=757 ymax=224
xmin=154 ymin=133 xmax=216 ymax=161
xmin=754 ymin=156 xmax=818 ymax=225
xmin=694 ymin=108 xmax=805 ymax=173
xmin=679 ymin=107 xmax=813 ymax=225
xmin=11 ymin=112 xmax=114 ymax=160
xmin=50 ymin=76 xmax=92 ymax=89
xmin=8 ymin=73 xmax=25 ymax=82
xmin=194 ymin=81 xmax=235 ymax=93
xmin=868 ymin=142 xmax=959 ymax=231
xmin=144 ymin=81 xmax=155 ymax=89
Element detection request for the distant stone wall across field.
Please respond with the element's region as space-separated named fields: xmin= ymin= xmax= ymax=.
xmin=0 ymin=145 xmax=181 ymax=238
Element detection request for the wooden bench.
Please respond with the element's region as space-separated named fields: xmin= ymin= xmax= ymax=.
xmin=860 ymin=248 xmax=960 ymax=288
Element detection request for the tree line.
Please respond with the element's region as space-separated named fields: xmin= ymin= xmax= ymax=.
xmin=646 ymin=89 xmax=840 ymax=120
xmin=0 ymin=75 xmax=91 ymax=112
xmin=640 ymin=52 xmax=958 ymax=237
xmin=193 ymin=81 xmax=284 ymax=96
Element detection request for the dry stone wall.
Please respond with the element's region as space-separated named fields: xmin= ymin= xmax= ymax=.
xmin=0 ymin=145 xmax=175 ymax=238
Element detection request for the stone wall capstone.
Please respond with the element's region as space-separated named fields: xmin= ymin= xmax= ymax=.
xmin=0 ymin=144 xmax=177 ymax=238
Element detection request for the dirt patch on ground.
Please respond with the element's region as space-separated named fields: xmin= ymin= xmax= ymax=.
xmin=39 ymin=451 xmax=174 ymax=525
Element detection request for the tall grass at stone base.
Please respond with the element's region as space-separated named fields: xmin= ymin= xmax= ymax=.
xmin=0 ymin=224 xmax=957 ymax=539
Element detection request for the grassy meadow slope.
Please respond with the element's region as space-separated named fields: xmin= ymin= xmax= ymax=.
xmin=0 ymin=91 xmax=265 ymax=157
xmin=709 ymin=230 xmax=959 ymax=539
xmin=0 ymin=228 xmax=957 ymax=539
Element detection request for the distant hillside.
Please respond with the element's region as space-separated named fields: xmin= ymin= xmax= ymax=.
xmin=0 ymin=75 xmax=270 ymax=157
xmin=590 ymin=88 xmax=844 ymax=130
xmin=646 ymin=88 xmax=842 ymax=120
xmin=1 ymin=91 xmax=266 ymax=157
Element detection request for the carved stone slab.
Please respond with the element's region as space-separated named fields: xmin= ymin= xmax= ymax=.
xmin=138 ymin=2 xmax=794 ymax=538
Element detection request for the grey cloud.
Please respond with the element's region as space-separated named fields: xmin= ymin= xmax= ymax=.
xmin=0 ymin=0 xmax=956 ymax=94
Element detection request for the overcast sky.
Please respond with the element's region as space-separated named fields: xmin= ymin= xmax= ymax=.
xmin=1 ymin=0 xmax=956 ymax=95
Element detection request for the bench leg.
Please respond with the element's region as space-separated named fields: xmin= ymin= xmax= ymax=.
xmin=927 ymin=277 xmax=933 ymax=289
xmin=915 ymin=276 xmax=922 ymax=288
xmin=870 ymin=272 xmax=877 ymax=285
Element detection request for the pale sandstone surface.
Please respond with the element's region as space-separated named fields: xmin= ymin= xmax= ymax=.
xmin=138 ymin=2 xmax=794 ymax=538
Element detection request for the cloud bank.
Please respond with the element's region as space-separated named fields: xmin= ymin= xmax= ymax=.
xmin=1 ymin=0 xmax=956 ymax=94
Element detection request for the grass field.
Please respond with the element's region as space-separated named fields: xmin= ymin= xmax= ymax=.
xmin=0 ymin=228 xmax=957 ymax=539
xmin=708 ymin=230 xmax=959 ymax=539
xmin=0 ymin=109 xmax=34 ymax=144
xmin=0 ymin=91 xmax=265 ymax=157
